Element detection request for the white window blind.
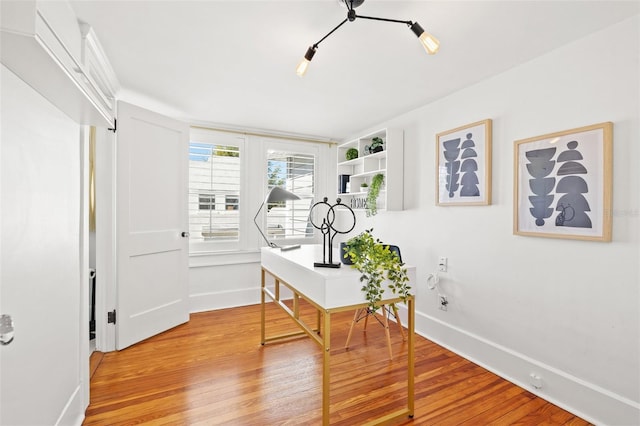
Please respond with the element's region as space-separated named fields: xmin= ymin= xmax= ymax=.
xmin=189 ymin=143 xmax=241 ymax=242
xmin=266 ymin=150 xmax=315 ymax=241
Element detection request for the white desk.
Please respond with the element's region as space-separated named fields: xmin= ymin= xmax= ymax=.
xmin=260 ymin=244 xmax=416 ymax=425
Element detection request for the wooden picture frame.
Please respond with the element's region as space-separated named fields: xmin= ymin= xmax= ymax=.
xmin=436 ymin=119 xmax=492 ymax=206
xmin=513 ymin=122 xmax=613 ymax=241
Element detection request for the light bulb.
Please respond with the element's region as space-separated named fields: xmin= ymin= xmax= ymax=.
xmin=296 ymin=58 xmax=310 ymax=77
xmin=295 ymin=46 xmax=316 ymax=77
xmin=419 ymin=31 xmax=440 ymax=55
xmin=410 ymin=22 xmax=439 ymax=55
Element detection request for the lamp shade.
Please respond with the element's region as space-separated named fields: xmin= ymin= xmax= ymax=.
xmin=265 ymin=186 xmax=301 ymax=203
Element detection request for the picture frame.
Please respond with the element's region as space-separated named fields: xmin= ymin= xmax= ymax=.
xmin=513 ymin=122 xmax=613 ymax=241
xmin=436 ymin=119 xmax=492 ymax=206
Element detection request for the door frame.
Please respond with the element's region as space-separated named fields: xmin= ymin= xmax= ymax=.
xmin=94 ymin=125 xmax=117 ymax=352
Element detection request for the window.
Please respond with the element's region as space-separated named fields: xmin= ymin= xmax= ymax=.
xmin=189 ymin=136 xmax=243 ymax=246
xmin=225 ymin=195 xmax=239 ymax=211
xmin=189 ymin=127 xmax=329 ymax=255
xmin=265 ymin=149 xmax=315 ymax=241
xmin=199 ymin=193 xmax=215 ymax=210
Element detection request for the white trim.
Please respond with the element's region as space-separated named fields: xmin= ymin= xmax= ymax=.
xmin=394 ymin=305 xmax=640 ymax=425
xmin=54 ymin=384 xmax=84 ymax=426
xmin=189 ymin=288 xmax=261 ymax=313
xmin=189 ymin=251 xmax=260 ymax=268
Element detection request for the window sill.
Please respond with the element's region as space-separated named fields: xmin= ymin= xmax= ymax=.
xmin=189 ymin=249 xmax=261 ymax=268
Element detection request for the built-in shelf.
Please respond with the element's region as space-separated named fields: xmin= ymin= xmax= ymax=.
xmin=337 ymin=128 xmax=403 ymax=213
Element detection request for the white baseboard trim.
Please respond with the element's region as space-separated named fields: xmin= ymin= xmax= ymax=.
xmin=55 ymin=384 xmax=84 ymax=426
xmin=190 ymin=288 xmax=261 ymax=313
xmin=395 ymin=304 xmax=639 ymax=426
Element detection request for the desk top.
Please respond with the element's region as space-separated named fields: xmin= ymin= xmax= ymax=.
xmin=261 ymin=244 xmax=415 ymax=309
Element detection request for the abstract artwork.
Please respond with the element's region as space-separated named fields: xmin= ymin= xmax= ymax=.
xmin=513 ymin=122 xmax=613 ymax=241
xmin=436 ymin=119 xmax=492 ymax=206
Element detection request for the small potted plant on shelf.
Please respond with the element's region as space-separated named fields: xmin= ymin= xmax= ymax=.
xmin=359 ymin=182 xmax=368 ymax=192
xmin=341 ymin=229 xmax=411 ymax=310
xmin=346 ymin=147 xmax=359 ymax=161
xmin=366 ymin=173 xmax=384 ymax=217
xmin=369 ymin=137 xmax=384 ymax=154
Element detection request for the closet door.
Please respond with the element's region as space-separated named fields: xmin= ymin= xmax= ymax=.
xmin=115 ymin=101 xmax=189 ymax=350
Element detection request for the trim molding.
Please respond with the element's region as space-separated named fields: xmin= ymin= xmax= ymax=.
xmin=394 ymin=305 xmax=640 ymax=426
xmin=189 ymin=288 xmax=261 ymax=313
xmin=55 ymin=384 xmax=84 ymax=426
xmin=189 ymin=251 xmax=260 ymax=268
xmin=191 ymin=124 xmax=337 ymax=146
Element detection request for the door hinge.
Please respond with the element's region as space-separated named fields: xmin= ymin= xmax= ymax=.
xmin=107 ymin=310 xmax=116 ymax=324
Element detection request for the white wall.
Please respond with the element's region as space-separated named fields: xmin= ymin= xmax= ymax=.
xmin=340 ymin=16 xmax=639 ymax=425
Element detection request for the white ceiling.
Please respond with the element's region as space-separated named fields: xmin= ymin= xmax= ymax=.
xmin=70 ymin=0 xmax=638 ymax=140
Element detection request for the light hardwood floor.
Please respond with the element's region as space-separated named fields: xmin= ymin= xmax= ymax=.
xmin=84 ymin=302 xmax=590 ymax=425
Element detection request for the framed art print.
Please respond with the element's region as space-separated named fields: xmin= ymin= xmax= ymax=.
xmin=436 ymin=119 xmax=492 ymax=206
xmin=513 ymin=122 xmax=613 ymax=241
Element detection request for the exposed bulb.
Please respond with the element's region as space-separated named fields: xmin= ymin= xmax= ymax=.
xmin=296 ymin=58 xmax=310 ymax=77
xmin=419 ymin=31 xmax=440 ymax=55
xmin=296 ymin=46 xmax=316 ymax=77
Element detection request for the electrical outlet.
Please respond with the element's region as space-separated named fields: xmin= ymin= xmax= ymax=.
xmin=438 ymin=256 xmax=448 ymax=272
xmin=438 ymin=294 xmax=448 ymax=311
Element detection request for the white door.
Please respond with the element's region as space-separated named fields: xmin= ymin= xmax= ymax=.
xmin=1 ymin=65 xmax=87 ymax=425
xmin=116 ymin=101 xmax=189 ymax=350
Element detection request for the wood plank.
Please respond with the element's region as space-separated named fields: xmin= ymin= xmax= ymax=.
xmin=84 ymin=303 xmax=591 ymax=425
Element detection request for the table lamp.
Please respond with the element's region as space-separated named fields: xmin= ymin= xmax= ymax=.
xmin=254 ymin=186 xmax=302 ymax=251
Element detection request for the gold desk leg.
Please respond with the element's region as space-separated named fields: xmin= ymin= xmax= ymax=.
xmin=408 ymin=297 xmax=415 ymax=417
xmin=260 ymin=268 xmax=266 ymax=345
xmin=322 ymin=310 xmax=331 ymax=426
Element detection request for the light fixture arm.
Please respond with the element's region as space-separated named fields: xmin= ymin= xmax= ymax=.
xmin=355 ymin=14 xmax=412 ymax=26
xmin=311 ymin=18 xmax=348 ymax=50
xmin=296 ymin=0 xmax=439 ymax=76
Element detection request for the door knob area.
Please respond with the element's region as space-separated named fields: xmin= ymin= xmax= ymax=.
xmin=181 ymin=232 xmax=190 ymax=238
xmin=0 ymin=314 xmax=15 ymax=345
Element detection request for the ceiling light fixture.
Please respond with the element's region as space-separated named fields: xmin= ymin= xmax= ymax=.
xmin=296 ymin=0 xmax=439 ymax=77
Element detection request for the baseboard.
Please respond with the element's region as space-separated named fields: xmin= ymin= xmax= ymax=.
xmin=395 ymin=304 xmax=640 ymax=426
xmin=55 ymin=384 xmax=84 ymax=426
xmin=189 ymin=287 xmax=261 ymax=313
xmin=189 ymin=284 xmax=294 ymax=313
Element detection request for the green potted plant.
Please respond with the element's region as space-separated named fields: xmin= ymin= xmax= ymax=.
xmin=346 ymin=147 xmax=359 ymax=161
xmin=369 ymin=137 xmax=384 ymax=153
xmin=342 ymin=229 xmax=411 ymax=310
xmin=366 ymin=173 xmax=384 ymax=217
xmin=359 ymin=181 xmax=368 ymax=192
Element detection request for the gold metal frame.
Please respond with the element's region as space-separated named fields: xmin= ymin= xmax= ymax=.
xmin=261 ymin=267 xmax=415 ymax=425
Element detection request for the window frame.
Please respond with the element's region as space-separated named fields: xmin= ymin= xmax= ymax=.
xmin=188 ymin=127 xmax=331 ymax=257
xmin=189 ymin=128 xmax=247 ymax=253
xmin=259 ymin=138 xmax=321 ymax=249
